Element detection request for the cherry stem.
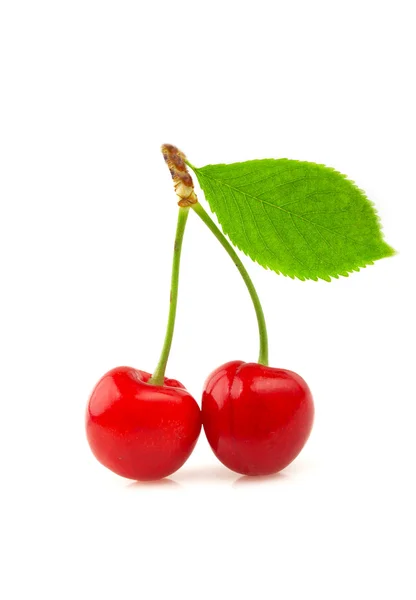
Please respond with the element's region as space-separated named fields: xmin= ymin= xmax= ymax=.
xmin=148 ymin=207 xmax=189 ymax=386
xmin=192 ymin=202 xmax=269 ymax=366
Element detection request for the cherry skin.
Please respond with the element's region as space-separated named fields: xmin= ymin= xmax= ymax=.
xmin=202 ymin=361 xmax=314 ymax=476
xmin=86 ymin=366 xmax=201 ymax=481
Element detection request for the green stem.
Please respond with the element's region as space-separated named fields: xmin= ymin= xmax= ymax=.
xmin=192 ymin=202 xmax=269 ymax=366
xmin=148 ymin=207 xmax=189 ymax=385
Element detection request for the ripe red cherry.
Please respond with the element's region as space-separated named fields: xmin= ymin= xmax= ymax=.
xmin=202 ymin=361 xmax=314 ymax=476
xmin=86 ymin=366 xmax=201 ymax=481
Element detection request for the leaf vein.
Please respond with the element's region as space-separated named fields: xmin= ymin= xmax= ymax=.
xmin=289 ymin=213 xmax=335 ymax=269
xmin=261 ymin=201 xmax=308 ymax=270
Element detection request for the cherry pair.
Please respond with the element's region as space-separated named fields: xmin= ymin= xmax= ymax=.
xmin=86 ymin=144 xmax=314 ymax=481
xmin=86 ymin=360 xmax=313 ymax=481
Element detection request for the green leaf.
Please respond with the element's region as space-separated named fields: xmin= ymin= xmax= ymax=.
xmin=191 ymin=159 xmax=395 ymax=281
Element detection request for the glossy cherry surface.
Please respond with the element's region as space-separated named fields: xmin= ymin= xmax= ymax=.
xmin=86 ymin=366 xmax=201 ymax=481
xmin=202 ymin=360 xmax=314 ymax=476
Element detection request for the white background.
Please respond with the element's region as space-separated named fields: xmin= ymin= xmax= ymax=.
xmin=1 ymin=1 xmax=415 ymax=598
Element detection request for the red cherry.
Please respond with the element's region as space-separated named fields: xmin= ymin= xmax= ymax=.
xmin=86 ymin=366 xmax=201 ymax=481
xmin=202 ymin=361 xmax=314 ymax=476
